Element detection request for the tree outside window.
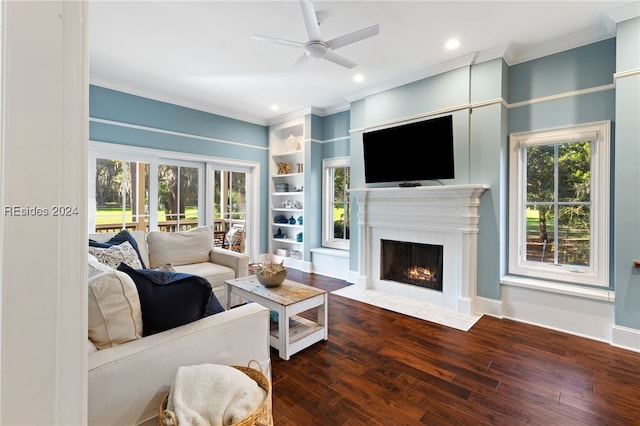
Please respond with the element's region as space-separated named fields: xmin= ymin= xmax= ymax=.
xmin=525 ymin=141 xmax=591 ymax=266
xmin=95 ymin=158 xmax=149 ymax=231
xmin=158 ymin=164 xmax=200 ymax=231
xmin=323 ymin=157 xmax=350 ymax=250
xmin=508 ymin=121 xmax=610 ymax=287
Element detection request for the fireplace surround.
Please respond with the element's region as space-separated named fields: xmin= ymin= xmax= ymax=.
xmin=350 ymin=184 xmax=489 ymax=315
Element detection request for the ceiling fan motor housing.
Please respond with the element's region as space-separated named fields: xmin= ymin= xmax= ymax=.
xmin=305 ymin=41 xmax=328 ymax=58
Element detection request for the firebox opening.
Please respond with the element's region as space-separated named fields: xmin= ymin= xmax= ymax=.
xmin=380 ymin=239 xmax=443 ymax=291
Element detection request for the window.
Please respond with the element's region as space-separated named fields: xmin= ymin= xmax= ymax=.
xmin=157 ymin=162 xmax=203 ymax=232
xmin=212 ymin=169 xmax=247 ymax=227
xmin=89 ymin=143 xmax=257 ymax=258
xmin=94 ymin=158 xmax=150 ymax=232
xmin=508 ymin=121 xmax=610 ymax=287
xmin=322 ymin=157 xmax=350 ymax=250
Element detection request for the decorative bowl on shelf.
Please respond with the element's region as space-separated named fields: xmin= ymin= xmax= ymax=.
xmin=256 ymin=268 xmax=287 ymax=287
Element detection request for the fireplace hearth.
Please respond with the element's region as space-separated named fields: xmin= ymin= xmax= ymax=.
xmin=381 ymin=240 xmax=443 ymax=291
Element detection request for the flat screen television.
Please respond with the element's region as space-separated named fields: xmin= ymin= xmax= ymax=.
xmin=363 ymin=115 xmax=454 ymax=184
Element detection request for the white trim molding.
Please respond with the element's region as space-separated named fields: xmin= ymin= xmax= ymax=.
xmin=500 ymin=278 xmax=615 ymax=343
xmin=612 ymin=325 xmax=640 ymax=353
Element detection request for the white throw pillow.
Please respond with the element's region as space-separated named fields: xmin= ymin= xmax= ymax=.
xmin=88 ymin=252 xmax=113 ymax=279
xmin=88 ymin=269 xmax=143 ymax=350
xmin=89 ymin=241 xmax=143 ymax=270
xmin=146 ymin=226 xmax=214 ymax=268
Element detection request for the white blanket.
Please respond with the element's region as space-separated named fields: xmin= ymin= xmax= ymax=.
xmin=166 ymin=364 xmax=266 ymax=426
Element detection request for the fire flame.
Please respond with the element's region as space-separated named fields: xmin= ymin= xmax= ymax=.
xmin=407 ymin=266 xmax=435 ymax=281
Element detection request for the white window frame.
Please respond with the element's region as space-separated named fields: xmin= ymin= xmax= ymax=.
xmin=89 ymin=141 xmax=261 ymax=260
xmin=508 ymin=121 xmax=610 ymax=287
xmin=322 ymin=156 xmax=350 ymax=250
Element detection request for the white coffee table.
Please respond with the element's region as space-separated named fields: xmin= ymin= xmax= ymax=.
xmin=224 ymin=276 xmax=328 ymax=360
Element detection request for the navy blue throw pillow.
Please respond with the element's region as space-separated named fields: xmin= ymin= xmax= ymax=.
xmin=117 ymin=263 xmax=225 ymax=336
xmin=90 ymin=230 xmax=146 ymax=269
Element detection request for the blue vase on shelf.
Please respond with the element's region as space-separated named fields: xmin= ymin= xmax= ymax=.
xmin=297 ymin=216 xmax=303 ymax=225
xmin=288 ymin=216 xmax=296 ymax=224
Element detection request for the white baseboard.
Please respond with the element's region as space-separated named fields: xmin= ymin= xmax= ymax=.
xmin=474 ymin=295 xmax=503 ymax=318
xmin=346 ymin=270 xmax=361 ymax=285
xmin=612 ymin=325 xmax=640 ymax=353
xmin=310 ymin=248 xmax=349 ymax=280
xmin=500 ymin=282 xmax=614 ymax=343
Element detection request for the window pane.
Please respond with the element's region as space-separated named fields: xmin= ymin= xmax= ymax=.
xmin=558 ymin=141 xmax=590 ymax=203
xmin=558 ymin=205 xmax=590 ymax=267
xmin=212 ymin=169 xmax=222 ymax=220
xmin=333 ymin=167 xmax=345 ymax=203
xmin=526 ymin=145 xmax=555 ymax=203
xmin=333 ymin=202 xmax=345 ymax=238
xmin=230 ymin=172 xmax=246 ymax=221
xmin=158 ymin=164 xmax=199 ymax=232
xmin=525 ymin=205 xmax=555 ymax=264
xmin=158 ymin=165 xmax=178 ymax=226
xmin=212 ymin=169 xmax=247 ymax=235
xmin=95 ymin=159 xmax=149 ymax=232
xmin=330 ymin=166 xmax=350 ymax=241
xmin=180 ymin=166 xmax=199 ymax=231
xmin=95 ymin=159 xmax=124 ymax=227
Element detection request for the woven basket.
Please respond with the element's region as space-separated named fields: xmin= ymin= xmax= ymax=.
xmin=158 ymin=360 xmax=273 ymax=426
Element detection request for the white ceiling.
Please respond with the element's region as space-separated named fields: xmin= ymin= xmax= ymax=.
xmin=89 ymin=1 xmax=638 ymax=125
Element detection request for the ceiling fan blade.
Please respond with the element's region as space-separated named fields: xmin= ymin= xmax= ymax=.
xmin=251 ymin=35 xmax=304 ymax=49
xmin=292 ymin=53 xmax=311 ymax=69
xmin=326 ymin=24 xmax=380 ymax=50
xmin=299 ymin=0 xmax=322 ymax=41
xmin=323 ymin=50 xmax=357 ymax=69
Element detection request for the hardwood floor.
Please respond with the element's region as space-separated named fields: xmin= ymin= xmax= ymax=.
xmin=271 ymin=270 xmax=640 ymax=425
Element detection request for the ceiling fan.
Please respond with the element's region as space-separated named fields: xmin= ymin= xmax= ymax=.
xmin=251 ymin=0 xmax=379 ymax=69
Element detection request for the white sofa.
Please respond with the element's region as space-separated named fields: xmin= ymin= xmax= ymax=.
xmin=87 ymin=226 xmax=270 ymax=426
xmin=88 ymin=303 xmax=270 ymax=425
xmin=90 ymin=226 xmax=248 ymax=307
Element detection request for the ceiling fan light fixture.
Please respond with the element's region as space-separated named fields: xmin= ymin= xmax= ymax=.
xmin=305 ymin=42 xmax=328 ymax=58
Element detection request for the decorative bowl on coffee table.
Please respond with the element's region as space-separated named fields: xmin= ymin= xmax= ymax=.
xmin=256 ymin=269 xmax=287 ymax=287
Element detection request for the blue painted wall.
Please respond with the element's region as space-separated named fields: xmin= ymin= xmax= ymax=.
xmin=89 ymin=85 xmax=271 ymax=253
xmin=347 ymin=34 xmax=639 ymax=329
xmin=89 ymin=27 xmax=639 ymax=330
xmin=613 ymin=17 xmax=640 ymax=330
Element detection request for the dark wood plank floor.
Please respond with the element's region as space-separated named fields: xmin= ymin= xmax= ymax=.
xmin=271 ymin=270 xmax=640 ymax=425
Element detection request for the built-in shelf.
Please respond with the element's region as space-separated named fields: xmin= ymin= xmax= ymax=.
xmin=269 ymin=118 xmax=307 ymax=266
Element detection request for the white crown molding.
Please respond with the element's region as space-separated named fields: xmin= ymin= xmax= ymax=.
xmin=507 ymin=27 xmax=616 ymax=65
xmin=605 ymin=2 xmax=640 ymax=24
xmin=265 ymin=107 xmax=314 ymax=126
xmin=344 ymin=52 xmax=480 ymax=104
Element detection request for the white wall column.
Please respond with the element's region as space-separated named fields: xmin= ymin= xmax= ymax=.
xmin=1 ymin=1 xmax=88 ymax=424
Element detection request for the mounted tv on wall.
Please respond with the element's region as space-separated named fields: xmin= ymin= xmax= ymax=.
xmin=363 ymin=115 xmax=454 ymax=185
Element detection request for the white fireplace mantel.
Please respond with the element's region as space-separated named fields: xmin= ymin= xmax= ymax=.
xmin=350 ymin=184 xmax=490 ymax=315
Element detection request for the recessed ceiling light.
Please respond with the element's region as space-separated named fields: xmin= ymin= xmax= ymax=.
xmin=270 ymin=104 xmax=280 ymax=111
xmin=445 ymin=38 xmax=461 ymax=50
xmin=353 ymin=73 xmax=364 ymax=83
